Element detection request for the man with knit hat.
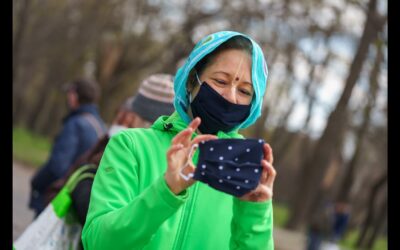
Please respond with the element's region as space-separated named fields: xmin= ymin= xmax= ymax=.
xmin=43 ymin=73 xmax=176 ymax=230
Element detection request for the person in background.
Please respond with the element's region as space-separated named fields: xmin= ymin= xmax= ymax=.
xmin=29 ymin=78 xmax=107 ymax=218
xmin=45 ymin=73 xmax=176 ymax=226
xmin=82 ymin=31 xmax=276 ymax=250
xmin=332 ymin=202 xmax=351 ymax=243
xmin=306 ymin=201 xmax=351 ymax=250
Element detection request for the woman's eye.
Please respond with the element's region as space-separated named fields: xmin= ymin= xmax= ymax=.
xmin=240 ymin=89 xmax=252 ymax=96
xmin=214 ymin=79 xmax=227 ymax=85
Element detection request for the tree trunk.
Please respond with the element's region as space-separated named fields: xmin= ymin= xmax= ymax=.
xmin=365 ymin=194 xmax=387 ymax=250
xmin=35 ymin=90 xmax=62 ymax=135
xmin=356 ymin=172 xmax=387 ymax=248
xmin=251 ymin=35 xmax=279 ymax=139
xmin=301 ymin=10 xmax=340 ymax=133
xmin=13 ymin=0 xmax=33 ymax=124
xmin=269 ymin=100 xmax=295 ymax=152
xmin=13 ymin=0 xmax=32 ymax=82
xmin=252 ymin=106 xmax=270 ymax=138
xmin=26 ymin=61 xmax=66 ymax=134
xmin=13 ymin=64 xmax=37 ymax=125
xmin=336 ymin=41 xmax=382 ymax=203
xmin=286 ymin=0 xmax=385 ymax=230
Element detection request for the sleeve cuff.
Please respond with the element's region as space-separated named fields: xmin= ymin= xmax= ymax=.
xmin=233 ymin=198 xmax=273 ymax=223
xmin=154 ymin=175 xmax=189 ymax=209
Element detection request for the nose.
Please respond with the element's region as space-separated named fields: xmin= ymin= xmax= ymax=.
xmin=222 ymin=87 xmax=237 ymax=104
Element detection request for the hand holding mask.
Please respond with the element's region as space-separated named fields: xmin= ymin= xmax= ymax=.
xmin=165 ymin=117 xmax=217 ymax=195
xmin=181 ymin=138 xmax=265 ymax=197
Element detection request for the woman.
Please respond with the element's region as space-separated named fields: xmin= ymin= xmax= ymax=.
xmin=82 ymin=31 xmax=276 ymax=250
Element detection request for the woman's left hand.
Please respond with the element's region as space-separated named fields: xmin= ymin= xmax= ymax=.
xmin=239 ymin=143 xmax=277 ymax=202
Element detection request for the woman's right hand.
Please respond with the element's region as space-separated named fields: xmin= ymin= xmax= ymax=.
xmin=164 ymin=117 xmax=217 ymax=195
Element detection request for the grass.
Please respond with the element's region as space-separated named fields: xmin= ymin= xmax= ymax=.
xmin=13 ymin=127 xmax=52 ymax=168
xmin=271 ymin=203 xmax=387 ymax=250
xmin=339 ymin=230 xmax=387 ymax=250
xmin=273 ymin=202 xmax=290 ymax=227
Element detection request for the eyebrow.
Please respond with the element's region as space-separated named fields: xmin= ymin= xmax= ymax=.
xmin=213 ymin=71 xmax=253 ymax=86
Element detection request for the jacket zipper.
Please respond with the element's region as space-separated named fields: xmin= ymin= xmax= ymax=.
xmin=172 ymin=132 xmax=201 ymax=250
xmin=173 ymin=183 xmax=198 ymax=250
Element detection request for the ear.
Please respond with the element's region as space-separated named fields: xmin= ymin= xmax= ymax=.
xmin=67 ymin=90 xmax=79 ymax=107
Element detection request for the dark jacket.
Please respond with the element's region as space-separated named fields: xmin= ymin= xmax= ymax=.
xmin=29 ymin=104 xmax=106 ymax=215
xmin=44 ymin=135 xmax=110 ymax=225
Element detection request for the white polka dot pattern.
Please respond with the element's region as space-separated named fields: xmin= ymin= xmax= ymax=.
xmin=193 ymin=138 xmax=265 ymax=197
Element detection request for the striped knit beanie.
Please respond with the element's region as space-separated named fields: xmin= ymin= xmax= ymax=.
xmin=131 ymin=73 xmax=175 ymax=123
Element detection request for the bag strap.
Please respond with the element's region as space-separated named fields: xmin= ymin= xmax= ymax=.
xmin=51 ymin=164 xmax=97 ymax=218
xmin=64 ymin=164 xmax=97 ymax=193
xmin=68 ymin=172 xmax=95 ymax=193
xmin=81 ymin=113 xmax=104 ymax=139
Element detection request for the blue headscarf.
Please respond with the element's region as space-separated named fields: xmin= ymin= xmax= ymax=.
xmin=173 ymin=31 xmax=269 ymax=130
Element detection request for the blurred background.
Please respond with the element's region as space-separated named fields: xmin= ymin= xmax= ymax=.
xmin=13 ymin=0 xmax=387 ymax=249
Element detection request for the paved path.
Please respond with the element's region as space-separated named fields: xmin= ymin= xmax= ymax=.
xmin=274 ymin=227 xmax=307 ymax=250
xmin=12 ymin=161 xmax=307 ymax=249
xmin=13 ymin=161 xmax=35 ymax=242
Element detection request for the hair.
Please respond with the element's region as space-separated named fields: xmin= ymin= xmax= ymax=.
xmin=69 ymin=78 xmax=101 ymax=104
xmin=187 ymin=36 xmax=253 ymax=91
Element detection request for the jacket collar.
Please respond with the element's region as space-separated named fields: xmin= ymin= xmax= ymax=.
xmin=63 ymin=104 xmax=100 ymax=122
xmin=151 ymin=111 xmax=244 ymax=139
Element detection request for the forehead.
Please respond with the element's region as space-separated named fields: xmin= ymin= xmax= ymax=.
xmin=208 ymin=49 xmax=252 ymax=75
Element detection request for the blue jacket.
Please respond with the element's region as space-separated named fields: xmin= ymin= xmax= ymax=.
xmin=29 ymin=104 xmax=106 ymax=214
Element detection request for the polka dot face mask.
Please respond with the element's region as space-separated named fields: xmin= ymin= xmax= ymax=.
xmin=192 ymin=138 xmax=265 ymax=197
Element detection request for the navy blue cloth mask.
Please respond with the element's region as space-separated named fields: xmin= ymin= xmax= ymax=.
xmin=192 ymin=138 xmax=265 ymax=197
xmin=189 ymin=74 xmax=251 ymax=135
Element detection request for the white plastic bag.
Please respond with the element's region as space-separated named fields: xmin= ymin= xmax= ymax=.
xmin=13 ymin=165 xmax=96 ymax=250
xmin=320 ymin=241 xmax=341 ymax=250
xmin=13 ymin=200 xmax=81 ymax=250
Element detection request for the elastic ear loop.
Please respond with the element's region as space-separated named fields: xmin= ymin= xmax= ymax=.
xmin=179 ymin=143 xmax=199 ymax=181
xmin=195 ymin=72 xmax=202 ymax=85
xmin=188 ymin=72 xmax=202 ymax=103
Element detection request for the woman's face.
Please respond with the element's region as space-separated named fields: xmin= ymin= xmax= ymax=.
xmin=191 ymin=49 xmax=253 ymax=105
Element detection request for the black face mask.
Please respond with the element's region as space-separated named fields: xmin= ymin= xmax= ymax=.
xmin=189 ymin=76 xmax=251 ymax=135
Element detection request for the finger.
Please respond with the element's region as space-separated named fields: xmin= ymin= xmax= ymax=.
xmin=253 ymin=184 xmax=266 ymax=195
xmin=188 ymin=117 xmax=201 ymax=131
xmin=265 ymin=163 xmax=277 ymax=187
xmin=242 ymin=185 xmax=267 ymax=199
xmin=257 ymin=185 xmax=273 ymax=200
xmin=167 ymin=144 xmax=184 ymax=160
xmin=263 ymin=143 xmax=274 ymax=164
xmin=260 ymin=160 xmax=270 ymax=184
xmin=172 ymin=128 xmax=193 ymax=145
xmin=172 ymin=118 xmax=201 ymax=146
xmin=191 ymin=134 xmax=218 ymax=145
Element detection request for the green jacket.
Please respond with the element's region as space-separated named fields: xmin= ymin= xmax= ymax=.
xmin=82 ymin=112 xmax=274 ymax=249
